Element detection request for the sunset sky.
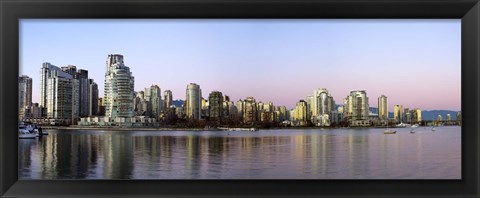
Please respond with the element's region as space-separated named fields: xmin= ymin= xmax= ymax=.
xmin=20 ymin=19 xmax=460 ymax=111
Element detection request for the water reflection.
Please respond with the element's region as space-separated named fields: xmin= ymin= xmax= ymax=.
xmin=19 ymin=127 xmax=461 ymax=179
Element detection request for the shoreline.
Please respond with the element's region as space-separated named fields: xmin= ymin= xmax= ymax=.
xmin=40 ymin=125 xmax=460 ymax=131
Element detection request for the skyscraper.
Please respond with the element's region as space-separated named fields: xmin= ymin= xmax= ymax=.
xmin=208 ymin=91 xmax=223 ymax=120
xmin=378 ymin=95 xmax=388 ymax=121
xmin=312 ymin=88 xmax=334 ymax=126
xmin=40 ymin=62 xmax=63 ymax=109
xmin=236 ymin=99 xmax=244 ymax=121
xmin=19 ymin=75 xmax=32 ymax=120
xmin=350 ymin=90 xmax=369 ymax=121
xmin=88 ymin=79 xmax=98 ymax=116
xmin=185 ymin=83 xmax=201 ymax=120
xmin=164 ymin=90 xmax=173 ymax=108
xmin=294 ymin=100 xmax=308 ymax=126
xmin=46 ymin=69 xmax=79 ymax=124
xmin=243 ymin=97 xmax=257 ymax=124
xmin=104 ymin=54 xmax=135 ymax=118
xmin=149 ymin=85 xmax=162 ymax=118
xmin=393 ymin=105 xmax=403 ymax=123
xmin=76 ymin=69 xmax=90 ymax=117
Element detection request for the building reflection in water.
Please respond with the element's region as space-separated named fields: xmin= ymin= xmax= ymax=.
xmin=18 ymin=127 xmax=461 ymax=179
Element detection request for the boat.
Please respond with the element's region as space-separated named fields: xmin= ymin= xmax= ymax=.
xmin=384 ymin=129 xmax=397 ymax=134
xmin=384 ymin=121 xmax=397 ymax=134
xmin=19 ymin=126 xmax=36 ymax=139
xmin=411 ymin=124 xmax=419 ymax=128
xmin=410 ymin=129 xmax=415 ymax=133
xmin=218 ymin=127 xmax=258 ymax=132
xmin=432 ymin=127 xmax=436 ymax=131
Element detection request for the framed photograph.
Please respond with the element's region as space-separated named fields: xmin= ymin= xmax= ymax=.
xmin=1 ymin=0 xmax=479 ymax=197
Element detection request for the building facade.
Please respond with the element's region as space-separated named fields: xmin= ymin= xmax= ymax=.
xmin=393 ymin=105 xmax=404 ymax=123
xmin=104 ymin=54 xmax=135 ymax=118
xmin=46 ymin=69 xmax=80 ymax=124
xmin=164 ymin=90 xmax=173 ymax=108
xmin=378 ymin=95 xmax=388 ymax=121
xmin=208 ymin=91 xmax=223 ymax=120
xmin=19 ymin=75 xmax=32 ymax=120
xmin=185 ymin=83 xmax=202 ymax=120
xmin=88 ymin=79 xmax=98 ymax=116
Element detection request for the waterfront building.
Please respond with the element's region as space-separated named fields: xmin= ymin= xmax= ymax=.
xmin=149 ymin=85 xmax=162 ymax=118
xmin=345 ymin=90 xmax=370 ymax=126
xmin=27 ymin=103 xmax=43 ymax=118
xmin=59 ymin=66 xmax=94 ymax=118
xmin=294 ymin=100 xmax=308 ymax=126
xmin=201 ymin=98 xmax=209 ymax=118
xmin=393 ymin=105 xmax=404 ymax=123
xmin=312 ymin=88 xmax=334 ymax=126
xmin=378 ymin=95 xmax=388 ymax=121
xmin=104 ymin=54 xmax=135 ymax=118
xmin=446 ymin=114 xmax=452 ymax=121
xmin=404 ymin=108 xmax=411 ymax=123
xmin=46 ymin=69 xmax=80 ymax=125
xmin=236 ymin=99 xmax=245 ymax=121
xmin=40 ymin=62 xmax=63 ymax=110
xmin=164 ymin=90 xmax=173 ymax=108
xmin=76 ymin=69 xmax=90 ymax=117
xmin=342 ymin=96 xmax=354 ymax=121
xmin=277 ymin=106 xmax=287 ymax=121
xmin=456 ymin=111 xmax=462 ymax=125
xmin=134 ymin=91 xmax=149 ymax=116
xmin=88 ymin=79 xmax=98 ymax=116
xmin=19 ymin=75 xmax=32 ymax=120
xmin=97 ymin=98 xmax=105 ymax=116
xmin=414 ymin=109 xmax=422 ymax=123
xmin=185 ymin=83 xmax=202 ymax=120
xmin=208 ymin=91 xmax=223 ymax=120
xmin=437 ymin=115 xmax=443 ymax=121
xmin=243 ymin=97 xmax=257 ymax=124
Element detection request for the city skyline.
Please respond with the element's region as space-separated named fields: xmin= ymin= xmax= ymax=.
xmin=20 ymin=19 xmax=461 ymax=111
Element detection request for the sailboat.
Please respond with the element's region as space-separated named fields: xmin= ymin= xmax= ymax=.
xmin=384 ymin=120 xmax=397 ymax=134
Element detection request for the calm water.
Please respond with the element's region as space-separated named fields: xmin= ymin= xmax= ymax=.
xmin=19 ymin=126 xmax=461 ymax=179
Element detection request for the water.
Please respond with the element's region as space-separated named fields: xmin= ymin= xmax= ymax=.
xmin=18 ymin=126 xmax=461 ymax=179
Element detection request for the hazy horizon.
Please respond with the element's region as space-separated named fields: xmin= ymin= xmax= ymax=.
xmin=20 ymin=19 xmax=461 ymax=111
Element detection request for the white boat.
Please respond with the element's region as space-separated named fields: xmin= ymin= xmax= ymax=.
xmin=410 ymin=129 xmax=415 ymax=133
xmin=218 ymin=127 xmax=258 ymax=132
xmin=411 ymin=124 xmax=419 ymax=128
xmin=384 ymin=129 xmax=397 ymax=134
xmin=384 ymin=121 xmax=396 ymax=134
xmin=432 ymin=127 xmax=436 ymax=131
xmin=19 ymin=127 xmax=36 ymax=139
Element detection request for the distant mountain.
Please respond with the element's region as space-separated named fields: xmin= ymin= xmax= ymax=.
xmin=421 ymin=110 xmax=458 ymax=121
xmin=368 ymin=107 xmax=458 ymax=121
xmin=172 ymin=100 xmax=184 ymax=107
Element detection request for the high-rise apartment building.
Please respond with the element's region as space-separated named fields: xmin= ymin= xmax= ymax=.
xmin=378 ymin=95 xmax=388 ymax=121
xmin=149 ymin=85 xmax=162 ymax=118
xmin=393 ymin=105 xmax=404 ymax=123
xmin=208 ymin=91 xmax=223 ymax=120
xmin=19 ymin=75 xmax=32 ymax=120
xmin=294 ymin=100 xmax=308 ymax=126
xmin=349 ymin=90 xmax=369 ymax=121
xmin=243 ymin=97 xmax=257 ymax=124
xmin=185 ymin=83 xmax=201 ymax=120
xmin=46 ymin=69 xmax=80 ymax=124
xmin=236 ymin=99 xmax=244 ymax=121
xmin=104 ymin=54 xmax=135 ymax=118
xmin=88 ymin=79 xmax=98 ymax=116
xmin=164 ymin=90 xmax=173 ymax=108
xmin=40 ymin=62 xmax=62 ymax=109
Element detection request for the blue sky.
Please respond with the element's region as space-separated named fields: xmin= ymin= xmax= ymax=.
xmin=20 ymin=19 xmax=461 ymax=111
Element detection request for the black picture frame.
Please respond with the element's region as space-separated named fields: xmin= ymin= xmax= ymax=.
xmin=1 ymin=0 xmax=479 ymax=197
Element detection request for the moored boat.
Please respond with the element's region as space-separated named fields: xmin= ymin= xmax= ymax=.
xmin=19 ymin=126 xmax=36 ymax=139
